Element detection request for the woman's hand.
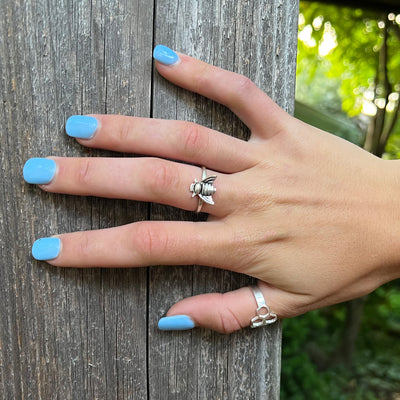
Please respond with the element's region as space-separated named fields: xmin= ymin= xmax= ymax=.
xmin=23 ymin=46 xmax=400 ymax=333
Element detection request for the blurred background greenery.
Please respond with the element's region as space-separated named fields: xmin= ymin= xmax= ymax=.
xmin=281 ymin=1 xmax=400 ymax=399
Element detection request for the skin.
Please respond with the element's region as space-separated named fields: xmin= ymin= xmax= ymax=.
xmin=37 ymin=53 xmax=400 ymax=333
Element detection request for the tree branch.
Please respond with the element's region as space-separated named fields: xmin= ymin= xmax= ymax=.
xmin=380 ymin=92 xmax=400 ymax=153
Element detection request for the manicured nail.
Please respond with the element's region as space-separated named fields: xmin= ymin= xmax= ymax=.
xmin=32 ymin=237 xmax=61 ymax=261
xmin=23 ymin=158 xmax=56 ymax=184
xmin=158 ymin=315 xmax=195 ymax=331
xmin=66 ymin=115 xmax=98 ymax=139
xmin=153 ymin=45 xmax=180 ymax=65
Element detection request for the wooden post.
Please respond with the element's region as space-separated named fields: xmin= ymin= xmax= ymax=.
xmin=0 ymin=0 xmax=298 ymax=398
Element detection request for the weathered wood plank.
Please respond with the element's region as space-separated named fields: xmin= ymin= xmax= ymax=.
xmin=0 ymin=0 xmax=298 ymax=398
xmin=0 ymin=0 xmax=152 ymax=398
xmin=149 ymin=1 xmax=298 ymax=399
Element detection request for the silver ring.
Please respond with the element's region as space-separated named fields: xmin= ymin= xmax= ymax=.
xmin=190 ymin=167 xmax=217 ymax=213
xmin=250 ymin=285 xmax=278 ymax=328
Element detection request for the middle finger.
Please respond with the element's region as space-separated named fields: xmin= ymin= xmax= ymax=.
xmin=33 ymin=157 xmax=236 ymax=216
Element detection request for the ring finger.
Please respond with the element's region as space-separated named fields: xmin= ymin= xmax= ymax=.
xmin=24 ymin=156 xmax=236 ymax=216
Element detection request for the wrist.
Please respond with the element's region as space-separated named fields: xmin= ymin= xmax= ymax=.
xmin=379 ymin=159 xmax=400 ymax=282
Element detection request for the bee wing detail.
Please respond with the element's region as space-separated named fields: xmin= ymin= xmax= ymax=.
xmin=199 ymin=194 xmax=215 ymax=205
xmin=202 ymin=175 xmax=217 ymax=185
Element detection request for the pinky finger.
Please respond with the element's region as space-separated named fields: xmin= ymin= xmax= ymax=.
xmin=158 ymin=282 xmax=293 ymax=334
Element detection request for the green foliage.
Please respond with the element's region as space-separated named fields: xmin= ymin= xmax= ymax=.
xmin=281 ymin=282 xmax=400 ymax=400
xmin=384 ymin=118 xmax=400 ymax=159
xmin=297 ymin=1 xmax=383 ymax=116
xmin=294 ymin=100 xmax=362 ymax=144
xmin=297 ymin=1 xmax=400 ymax=159
xmin=281 ymin=310 xmax=339 ymax=400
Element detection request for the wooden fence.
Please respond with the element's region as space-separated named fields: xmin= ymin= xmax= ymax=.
xmin=0 ymin=0 xmax=298 ymax=398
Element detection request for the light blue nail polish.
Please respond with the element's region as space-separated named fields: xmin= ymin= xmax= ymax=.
xmin=153 ymin=45 xmax=180 ymax=65
xmin=23 ymin=158 xmax=56 ymax=184
xmin=158 ymin=315 xmax=195 ymax=331
xmin=32 ymin=237 xmax=61 ymax=261
xmin=66 ymin=115 xmax=98 ymax=139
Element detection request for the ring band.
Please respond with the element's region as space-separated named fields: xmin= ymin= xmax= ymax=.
xmin=250 ymin=285 xmax=278 ymax=328
xmin=190 ymin=167 xmax=217 ymax=213
xmin=196 ymin=167 xmax=206 ymax=213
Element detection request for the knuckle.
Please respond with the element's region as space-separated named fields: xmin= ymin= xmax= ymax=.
xmin=181 ymin=122 xmax=209 ymax=158
xmin=148 ymin=160 xmax=180 ymax=196
xmin=193 ymin=63 xmax=212 ymax=93
xmin=134 ymin=222 xmax=169 ymax=261
xmin=76 ymin=232 xmax=92 ymax=260
xmin=76 ymin=159 xmax=94 ymax=186
xmin=217 ymin=294 xmax=244 ymax=334
xmin=117 ymin=118 xmax=132 ymax=144
xmin=234 ymin=75 xmax=256 ymax=97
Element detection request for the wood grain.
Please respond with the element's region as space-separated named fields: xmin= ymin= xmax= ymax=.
xmin=149 ymin=1 xmax=298 ymax=399
xmin=0 ymin=0 xmax=298 ymax=398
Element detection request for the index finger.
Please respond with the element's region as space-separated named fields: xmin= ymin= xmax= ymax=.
xmin=153 ymin=45 xmax=290 ymax=138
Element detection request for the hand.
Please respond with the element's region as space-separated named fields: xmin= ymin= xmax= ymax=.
xmin=23 ymin=46 xmax=400 ymax=333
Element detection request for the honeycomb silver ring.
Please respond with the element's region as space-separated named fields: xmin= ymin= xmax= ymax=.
xmin=250 ymin=285 xmax=278 ymax=328
xmin=190 ymin=167 xmax=217 ymax=213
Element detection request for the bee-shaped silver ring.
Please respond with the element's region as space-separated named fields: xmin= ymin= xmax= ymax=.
xmin=190 ymin=167 xmax=217 ymax=212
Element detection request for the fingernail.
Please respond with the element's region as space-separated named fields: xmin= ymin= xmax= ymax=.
xmin=153 ymin=45 xmax=180 ymax=66
xmin=66 ymin=115 xmax=98 ymax=139
xmin=158 ymin=315 xmax=195 ymax=331
xmin=32 ymin=237 xmax=61 ymax=261
xmin=23 ymin=158 xmax=56 ymax=184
